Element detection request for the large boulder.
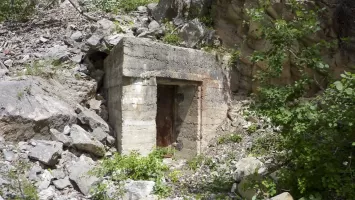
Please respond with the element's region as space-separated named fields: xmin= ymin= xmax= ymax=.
xmin=67 ymin=155 xmax=99 ymax=195
xmin=0 ymin=78 xmax=76 ymax=141
xmin=234 ymin=157 xmax=265 ymax=182
xmin=69 ymin=124 xmax=105 ymax=157
xmin=28 ymin=140 xmax=63 ymax=166
xmin=233 ymin=157 xmax=267 ymax=200
xmin=179 ymin=19 xmax=207 ymax=48
xmin=76 ymin=104 xmax=110 ymax=133
xmin=152 ymin=0 xmax=212 ymax=22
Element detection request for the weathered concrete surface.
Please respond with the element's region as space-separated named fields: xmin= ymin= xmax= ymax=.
xmin=104 ymin=37 xmax=229 ymax=156
xmin=120 ymin=77 xmax=157 ymax=156
xmin=174 ymin=85 xmax=200 ymax=159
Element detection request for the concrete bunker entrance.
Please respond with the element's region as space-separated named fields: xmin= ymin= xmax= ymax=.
xmin=156 ymin=78 xmax=202 ymax=159
xmin=156 ymin=85 xmax=176 ymax=148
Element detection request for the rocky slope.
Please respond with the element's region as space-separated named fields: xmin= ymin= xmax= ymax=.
xmin=0 ymin=0 xmax=298 ymax=199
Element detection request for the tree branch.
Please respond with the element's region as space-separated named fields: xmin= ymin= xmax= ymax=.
xmin=67 ymin=0 xmax=98 ymax=22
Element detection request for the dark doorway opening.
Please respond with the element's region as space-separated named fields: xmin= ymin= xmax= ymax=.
xmin=156 ymin=85 xmax=176 ymax=147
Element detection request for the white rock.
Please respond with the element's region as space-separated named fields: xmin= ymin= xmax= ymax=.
xmin=39 ymin=186 xmax=55 ymax=200
xmin=4 ymin=59 xmax=13 ymax=67
xmin=270 ymin=192 xmax=294 ymax=200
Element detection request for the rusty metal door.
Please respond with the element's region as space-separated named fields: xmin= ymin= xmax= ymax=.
xmin=156 ymin=85 xmax=175 ymax=147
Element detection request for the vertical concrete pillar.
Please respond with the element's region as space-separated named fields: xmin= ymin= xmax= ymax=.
xmin=174 ymin=85 xmax=200 ymax=159
xmin=120 ymin=77 xmax=157 ymax=156
xmin=201 ymin=81 xmax=229 ymax=150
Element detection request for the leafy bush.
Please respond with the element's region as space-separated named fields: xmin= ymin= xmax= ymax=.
xmin=0 ymin=160 xmax=39 ymax=200
xmin=162 ymin=21 xmax=181 ymax=46
xmin=217 ymin=133 xmax=242 ymax=145
xmin=91 ymin=149 xmax=171 ymax=199
xmin=246 ymin=1 xmax=355 ymax=199
xmin=92 ymin=0 xmax=158 ymax=13
xmin=186 ymin=155 xmax=206 ymax=171
xmin=0 ymin=0 xmax=35 ymax=22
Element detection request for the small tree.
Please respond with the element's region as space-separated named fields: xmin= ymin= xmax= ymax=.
xmin=0 ymin=0 xmax=35 ymax=22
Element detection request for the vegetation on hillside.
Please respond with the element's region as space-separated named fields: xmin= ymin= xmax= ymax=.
xmin=92 ymin=0 xmax=158 ymax=13
xmin=244 ymin=0 xmax=355 ymax=199
xmin=90 ymin=148 xmax=175 ymax=199
xmin=0 ymin=0 xmax=35 ymax=22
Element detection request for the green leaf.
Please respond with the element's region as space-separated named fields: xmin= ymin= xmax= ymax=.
xmin=345 ymin=88 xmax=353 ymax=95
xmin=352 ymin=142 xmax=355 ymax=146
xmin=334 ymin=81 xmax=343 ymax=91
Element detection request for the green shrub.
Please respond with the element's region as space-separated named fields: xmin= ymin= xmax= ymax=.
xmin=0 ymin=0 xmax=35 ymax=22
xmin=247 ymin=124 xmax=258 ymax=134
xmin=247 ymin=0 xmax=355 ymax=199
xmin=217 ymin=133 xmax=242 ymax=145
xmin=162 ymin=21 xmax=181 ymax=46
xmin=91 ymin=149 xmax=171 ymax=199
xmin=162 ymin=34 xmax=181 ymax=45
xmin=1 ymin=160 xmax=39 ymax=200
xmin=186 ymin=155 xmax=205 ymax=171
xmin=93 ymin=0 xmax=158 ymax=13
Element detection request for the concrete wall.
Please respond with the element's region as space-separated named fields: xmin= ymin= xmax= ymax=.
xmin=174 ymin=85 xmax=201 ymax=159
xmin=104 ymin=41 xmax=123 ymax=149
xmin=121 ymin=77 xmax=157 ymax=155
xmin=120 ymin=37 xmax=224 ymax=82
xmin=104 ymin=37 xmax=230 ymax=156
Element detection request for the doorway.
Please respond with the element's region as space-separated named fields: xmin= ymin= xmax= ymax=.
xmin=156 ymin=85 xmax=176 ymax=147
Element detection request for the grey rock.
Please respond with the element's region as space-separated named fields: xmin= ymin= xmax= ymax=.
xmin=88 ymin=98 xmax=101 ymax=111
xmin=38 ymin=186 xmax=55 ymax=200
xmin=51 ymin=169 xmax=66 ymax=180
xmin=0 ymin=60 xmax=9 ymax=77
xmin=137 ymin=30 xmax=156 ymax=38
xmin=68 ymin=155 xmax=99 ymax=195
xmin=71 ymin=31 xmax=83 ymax=42
xmin=70 ymin=124 xmax=105 ymax=157
xmin=147 ymin=3 xmax=158 ymax=15
xmin=71 ymin=54 xmax=83 ymax=63
xmin=28 ymin=164 xmax=43 ymax=181
xmin=148 ymin=20 xmax=160 ymax=30
xmin=76 ymin=104 xmax=110 ymax=134
xmin=137 ymin=27 xmax=148 ymax=35
xmin=92 ymin=127 xmax=108 ymax=143
xmin=45 ymin=45 xmax=70 ymax=62
xmin=63 ymin=125 xmax=71 ymax=135
xmin=179 ymin=19 xmax=206 ymax=48
xmin=4 ymin=59 xmax=13 ymax=67
xmin=152 ymin=0 xmax=212 ymax=21
xmin=141 ymin=17 xmax=150 ymax=27
xmin=152 ymin=0 xmax=180 ymax=22
xmin=123 ymin=180 xmax=155 ymax=200
xmin=2 ymin=149 xmax=16 ymax=161
xmin=28 ymin=140 xmax=63 ymax=166
xmin=50 ymin=128 xmax=71 ymax=146
xmin=39 ymin=37 xmax=49 ymax=43
xmin=36 ymin=170 xmax=53 ymax=190
xmin=137 ymin=6 xmax=148 ymax=13
xmin=57 ymin=150 xmax=78 ymax=168
xmin=0 ymin=78 xmax=76 ymax=142
xmin=234 ymin=157 xmax=265 ymax=182
xmin=106 ymin=135 xmax=115 ymax=145
xmin=270 ymin=192 xmax=293 ymax=200
xmin=97 ymin=19 xmax=115 ymax=34
xmin=86 ymin=34 xmax=102 ymax=47
xmin=53 ymin=177 xmax=71 ymax=190
xmin=105 ymin=34 xmax=122 ymax=46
